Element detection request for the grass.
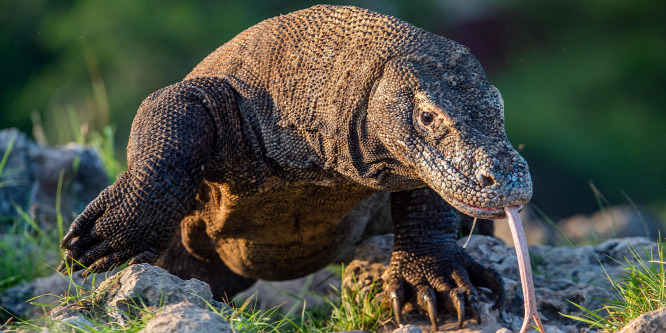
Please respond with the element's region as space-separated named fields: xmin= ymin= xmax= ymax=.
xmin=2 ymin=265 xmax=393 ymax=332
xmin=561 ymin=237 xmax=666 ymax=331
xmin=0 ymin=178 xmax=65 ymax=292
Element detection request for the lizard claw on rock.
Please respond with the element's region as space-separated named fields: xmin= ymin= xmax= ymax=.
xmin=386 ymin=244 xmax=503 ymax=331
xmin=416 ymin=286 xmax=439 ymax=331
xmin=57 ymin=171 xmax=181 ymax=277
xmin=452 ymin=288 xmax=465 ymax=329
xmin=470 ymin=297 xmax=481 ymax=324
xmin=389 ymin=280 xmax=406 ymax=326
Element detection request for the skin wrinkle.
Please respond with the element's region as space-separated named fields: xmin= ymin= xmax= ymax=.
xmin=59 ymin=5 xmax=533 ymax=328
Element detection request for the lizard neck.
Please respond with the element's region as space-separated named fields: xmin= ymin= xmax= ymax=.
xmin=324 ymin=108 xmax=426 ymax=192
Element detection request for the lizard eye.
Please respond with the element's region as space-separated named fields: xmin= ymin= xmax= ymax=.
xmin=420 ymin=112 xmax=434 ymax=126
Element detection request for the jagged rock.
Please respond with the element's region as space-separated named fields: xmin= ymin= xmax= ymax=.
xmin=33 ymin=264 xmax=232 ymax=331
xmin=95 ymin=264 xmax=216 ymax=325
xmin=139 ymin=302 xmax=232 ymax=333
xmin=345 ymin=235 xmax=660 ymax=332
xmin=618 ymin=307 xmax=666 ymax=333
xmin=0 ymin=128 xmax=108 ymax=226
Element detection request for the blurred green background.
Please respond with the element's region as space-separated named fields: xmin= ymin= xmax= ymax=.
xmin=1 ymin=0 xmax=664 ymax=220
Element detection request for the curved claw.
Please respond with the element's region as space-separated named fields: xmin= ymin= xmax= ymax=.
xmin=424 ymin=294 xmax=438 ymax=332
xmin=60 ymin=230 xmax=76 ymax=249
xmin=56 ymin=257 xmax=72 ymax=274
xmin=391 ymin=295 xmax=403 ymax=326
xmin=470 ymin=298 xmax=481 ymax=324
xmin=416 ymin=287 xmax=439 ymax=331
xmin=452 ymin=288 xmax=465 ymax=329
xmin=492 ymin=287 xmax=505 ymax=310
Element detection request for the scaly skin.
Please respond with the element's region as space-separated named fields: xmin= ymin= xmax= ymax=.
xmin=59 ymin=5 xmax=532 ymax=329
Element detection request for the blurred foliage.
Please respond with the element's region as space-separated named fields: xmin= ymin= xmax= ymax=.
xmin=1 ymin=0 xmax=664 ymax=218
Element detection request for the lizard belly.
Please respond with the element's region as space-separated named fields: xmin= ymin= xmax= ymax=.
xmin=199 ymin=179 xmax=375 ymax=280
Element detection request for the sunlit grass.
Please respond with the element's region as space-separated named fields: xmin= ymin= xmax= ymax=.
xmin=561 ymin=237 xmax=666 ymax=331
xmin=2 ymin=266 xmax=393 ymax=333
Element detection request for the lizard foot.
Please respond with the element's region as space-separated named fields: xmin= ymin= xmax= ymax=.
xmin=386 ymin=244 xmax=504 ymax=330
xmin=58 ymin=171 xmax=180 ymax=276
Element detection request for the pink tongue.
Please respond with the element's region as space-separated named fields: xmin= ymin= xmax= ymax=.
xmin=504 ymin=206 xmax=545 ymax=333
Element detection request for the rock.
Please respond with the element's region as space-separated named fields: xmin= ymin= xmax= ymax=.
xmin=234 ymin=268 xmax=341 ymax=314
xmin=345 ymin=235 xmax=660 ymax=332
xmin=0 ymin=269 xmax=111 ymax=320
xmin=95 ymin=264 xmax=215 ymax=325
xmin=343 ymin=234 xmax=393 ymax=294
xmin=392 ymin=324 xmax=421 ymax=333
xmin=353 ymin=233 xmax=394 ymax=264
xmin=618 ymin=307 xmax=666 ymax=333
xmin=139 ymin=302 xmax=232 ymax=333
xmin=558 ymin=205 xmax=662 ymax=245
xmin=35 ymin=264 xmax=232 ymax=331
xmin=0 ymin=128 xmax=108 ymax=226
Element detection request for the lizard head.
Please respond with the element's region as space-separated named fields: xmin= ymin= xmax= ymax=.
xmin=367 ymin=46 xmax=532 ymax=219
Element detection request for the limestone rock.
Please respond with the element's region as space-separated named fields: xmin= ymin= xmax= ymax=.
xmin=0 ymin=270 xmax=111 ymax=320
xmin=0 ymin=128 xmax=107 ymax=226
xmin=558 ymin=205 xmax=662 ymax=245
xmin=392 ymin=324 xmax=421 ymax=333
xmin=139 ymin=302 xmax=232 ymax=333
xmin=618 ymin=307 xmax=666 ymax=333
xmin=96 ymin=264 xmax=215 ymax=325
xmin=345 ymin=235 xmax=660 ymax=332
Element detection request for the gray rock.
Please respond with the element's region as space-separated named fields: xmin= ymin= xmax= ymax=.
xmin=0 ymin=269 xmax=111 ymax=320
xmin=392 ymin=324 xmax=421 ymax=333
xmin=33 ymin=264 xmax=230 ymax=331
xmin=0 ymin=128 xmax=107 ymax=226
xmin=354 ymin=233 xmax=394 ymax=264
xmin=345 ymin=235 xmax=661 ymax=332
xmin=139 ymin=302 xmax=232 ymax=333
xmin=46 ymin=304 xmax=97 ymax=332
xmin=618 ymin=307 xmax=666 ymax=333
xmin=96 ymin=264 xmax=214 ymax=325
xmin=558 ymin=205 xmax=662 ymax=244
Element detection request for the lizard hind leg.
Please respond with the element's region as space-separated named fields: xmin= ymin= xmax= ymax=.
xmin=155 ymin=226 xmax=256 ymax=301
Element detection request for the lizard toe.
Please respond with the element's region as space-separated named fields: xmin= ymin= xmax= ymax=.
xmin=60 ymin=187 xmax=110 ymax=249
xmin=416 ymin=285 xmax=439 ymax=331
xmin=466 ymin=260 xmax=504 ymax=309
xmin=386 ymin=277 xmax=408 ymax=326
xmin=128 ymin=248 xmax=162 ymax=265
xmin=85 ymin=250 xmax=132 ymax=277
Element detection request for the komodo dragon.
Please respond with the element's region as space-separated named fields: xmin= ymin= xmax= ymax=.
xmin=59 ymin=5 xmax=534 ymax=330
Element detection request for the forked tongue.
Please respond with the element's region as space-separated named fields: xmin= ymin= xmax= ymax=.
xmin=504 ymin=206 xmax=545 ymax=333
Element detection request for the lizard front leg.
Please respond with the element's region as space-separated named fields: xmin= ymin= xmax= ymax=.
xmin=386 ymin=187 xmax=504 ymax=330
xmin=58 ymin=76 xmax=236 ymax=275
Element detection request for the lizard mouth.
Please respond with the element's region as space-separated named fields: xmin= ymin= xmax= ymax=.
xmin=441 ymin=191 xmax=523 ymax=219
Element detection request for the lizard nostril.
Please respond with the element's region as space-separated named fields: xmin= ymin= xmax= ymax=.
xmin=477 ymin=172 xmax=495 ymax=187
